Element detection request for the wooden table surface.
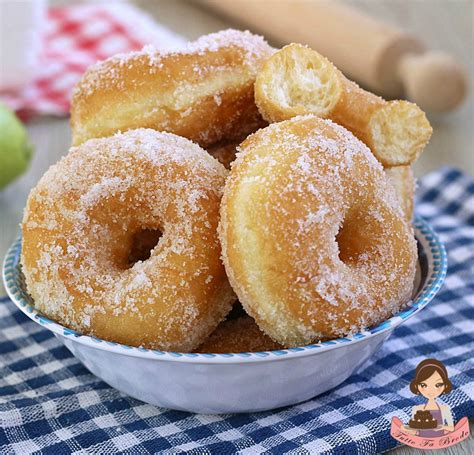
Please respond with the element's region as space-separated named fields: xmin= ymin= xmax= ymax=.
xmin=0 ymin=1 xmax=472 ymax=453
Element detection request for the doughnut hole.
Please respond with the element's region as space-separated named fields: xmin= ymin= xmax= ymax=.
xmin=127 ymin=228 xmax=163 ymax=266
xmin=336 ymin=207 xmax=377 ymax=266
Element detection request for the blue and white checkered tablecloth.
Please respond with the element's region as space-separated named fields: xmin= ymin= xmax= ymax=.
xmin=0 ymin=167 xmax=473 ymax=454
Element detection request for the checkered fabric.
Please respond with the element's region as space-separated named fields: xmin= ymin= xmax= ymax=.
xmin=0 ymin=167 xmax=473 ymax=454
xmin=0 ymin=3 xmax=185 ymax=118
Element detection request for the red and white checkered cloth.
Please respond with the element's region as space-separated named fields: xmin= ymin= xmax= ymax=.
xmin=0 ymin=3 xmax=185 ymax=118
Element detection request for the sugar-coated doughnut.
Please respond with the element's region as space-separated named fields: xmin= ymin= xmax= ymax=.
xmin=385 ymin=166 xmax=416 ymax=222
xmin=71 ymin=29 xmax=273 ymax=147
xmin=219 ymin=115 xmax=417 ymax=346
xmin=255 ymin=43 xmax=432 ymax=166
xmin=21 ymin=129 xmax=235 ymax=351
xmin=197 ymin=316 xmax=282 ymax=353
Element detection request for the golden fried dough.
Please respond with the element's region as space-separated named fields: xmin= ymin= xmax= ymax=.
xmin=255 ymin=43 xmax=432 ymax=166
xmin=71 ymin=30 xmax=273 ymax=147
xmin=219 ymin=115 xmax=417 ymax=346
xmin=22 ymin=129 xmax=235 ymax=351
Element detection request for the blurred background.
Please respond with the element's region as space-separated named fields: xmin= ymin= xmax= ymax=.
xmin=0 ymin=0 xmax=473 ymax=291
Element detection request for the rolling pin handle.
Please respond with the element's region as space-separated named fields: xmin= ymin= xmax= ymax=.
xmin=398 ymin=51 xmax=468 ymax=113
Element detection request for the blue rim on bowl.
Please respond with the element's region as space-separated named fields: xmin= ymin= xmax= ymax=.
xmin=2 ymin=216 xmax=447 ymax=363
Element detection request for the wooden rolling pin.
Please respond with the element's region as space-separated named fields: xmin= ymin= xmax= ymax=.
xmin=199 ymin=0 xmax=467 ymax=112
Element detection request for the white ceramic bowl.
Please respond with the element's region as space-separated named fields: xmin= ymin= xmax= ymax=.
xmin=3 ymin=217 xmax=446 ymax=413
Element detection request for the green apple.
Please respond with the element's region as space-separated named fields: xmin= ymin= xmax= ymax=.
xmin=0 ymin=103 xmax=33 ymax=189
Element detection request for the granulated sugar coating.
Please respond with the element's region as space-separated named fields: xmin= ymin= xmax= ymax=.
xmin=219 ymin=115 xmax=417 ymax=347
xmin=254 ymin=43 xmax=432 ymax=167
xmin=197 ymin=316 xmax=282 ymax=353
xmin=71 ymin=29 xmax=274 ymax=148
xmin=21 ymin=129 xmax=235 ymax=351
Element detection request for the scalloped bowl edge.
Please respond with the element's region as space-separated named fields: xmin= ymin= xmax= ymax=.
xmin=2 ymin=217 xmax=447 ymax=363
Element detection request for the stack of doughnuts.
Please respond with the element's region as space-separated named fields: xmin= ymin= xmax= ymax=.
xmin=21 ymin=29 xmax=430 ymax=352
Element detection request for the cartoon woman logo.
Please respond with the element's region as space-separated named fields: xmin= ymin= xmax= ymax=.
xmin=390 ymin=358 xmax=470 ymax=449
xmin=402 ymin=359 xmax=454 ymax=436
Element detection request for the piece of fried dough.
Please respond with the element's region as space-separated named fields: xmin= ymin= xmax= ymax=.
xmin=71 ymin=30 xmax=273 ymax=147
xmin=197 ymin=316 xmax=283 ymax=353
xmin=219 ymin=115 xmax=417 ymax=346
xmin=255 ymin=43 xmax=432 ymax=166
xmin=385 ymin=166 xmax=416 ymax=222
